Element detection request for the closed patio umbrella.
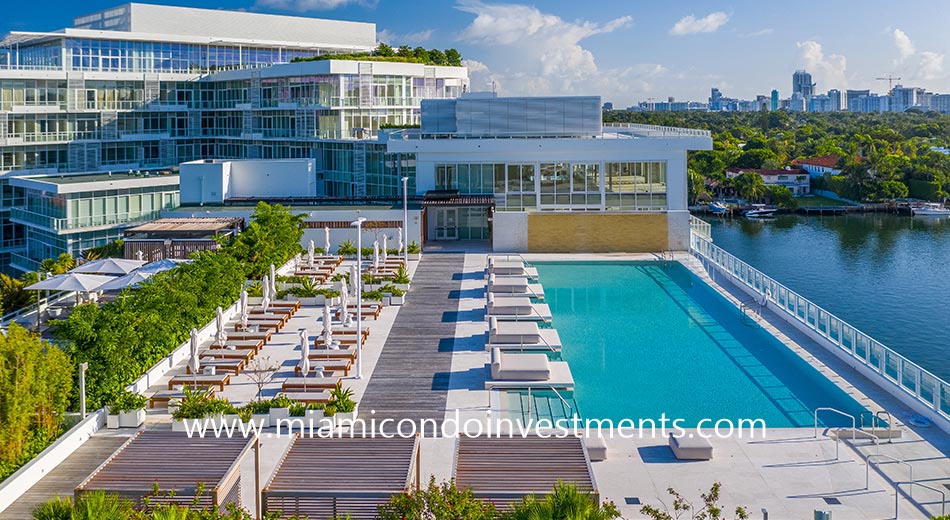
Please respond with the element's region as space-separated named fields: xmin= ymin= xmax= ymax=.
xmin=373 ymin=240 xmax=380 ymax=270
xmin=215 ymin=306 xmax=228 ymax=347
xmin=322 ymin=304 xmax=335 ymax=348
xmin=338 ymin=280 xmax=352 ymax=328
xmin=299 ymin=329 xmax=311 ymax=386
xmin=262 ymin=291 xmax=271 ymax=314
xmin=239 ymin=290 xmax=249 ymax=329
xmin=382 ymin=235 xmax=388 ymax=263
xmin=349 ymin=265 xmax=359 ymax=296
xmin=308 ymin=240 xmax=315 ymax=267
xmin=269 ymin=264 xmax=278 ymax=299
xmin=261 ymin=275 xmax=270 ymax=312
xmin=189 ymin=328 xmax=200 ymax=380
xmin=397 ymin=227 xmax=404 ymax=255
xmin=324 ymin=226 xmax=331 ymax=257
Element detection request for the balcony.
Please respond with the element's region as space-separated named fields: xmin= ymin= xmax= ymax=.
xmin=10 ymin=207 xmax=165 ymax=233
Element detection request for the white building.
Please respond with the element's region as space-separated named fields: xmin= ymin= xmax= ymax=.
xmin=725 ymin=167 xmax=810 ymax=195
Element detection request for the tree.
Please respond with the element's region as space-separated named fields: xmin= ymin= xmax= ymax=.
xmin=733 ymin=148 xmax=778 ymax=169
xmin=0 ymin=273 xmax=34 ymax=316
xmin=396 ymin=45 xmax=412 ymax=57
xmin=377 ymin=477 xmax=497 ymax=520
xmin=427 ymin=48 xmax=446 ymax=66
xmin=227 ymin=202 xmax=304 ymax=279
xmin=508 ymin=481 xmax=621 ymax=520
xmin=640 ymin=482 xmax=749 ymax=520
xmin=732 ymin=172 xmax=767 ymax=202
xmin=766 ymin=185 xmax=798 ymax=209
xmin=869 ymin=179 xmax=909 ymax=201
xmin=412 ymin=46 xmax=430 ymax=62
xmin=445 ymin=48 xmax=462 ymax=67
xmin=374 ymin=43 xmax=395 ymax=57
xmin=688 ymin=169 xmax=709 ymax=205
xmin=38 ymin=253 xmax=76 ymax=275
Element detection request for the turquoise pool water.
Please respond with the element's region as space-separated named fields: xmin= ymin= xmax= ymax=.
xmin=533 ymin=261 xmax=868 ymax=428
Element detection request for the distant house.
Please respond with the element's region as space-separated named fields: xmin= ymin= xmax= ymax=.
xmin=725 ymin=167 xmax=811 ymax=195
xmin=792 ymin=155 xmax=843 ymax=178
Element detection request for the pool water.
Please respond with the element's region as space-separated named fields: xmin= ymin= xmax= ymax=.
xmin=534 ymin=261 xmax=868 ymax=428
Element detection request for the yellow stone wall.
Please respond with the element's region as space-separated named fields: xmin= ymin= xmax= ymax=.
xmin=526 ymin=213 xmax=669 ymax=253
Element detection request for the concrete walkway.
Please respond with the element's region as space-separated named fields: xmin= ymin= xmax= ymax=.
xmin=0 ymin=432 xmax=131 ymax=519
xmin=359 ymin=253 xmax=465 ymax=429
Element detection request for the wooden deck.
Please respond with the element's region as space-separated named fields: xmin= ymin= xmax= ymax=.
xmin=358 ymin=253 xmax=463 ymax=429
xmin=0 ymin=433 xmax=130 ymax=519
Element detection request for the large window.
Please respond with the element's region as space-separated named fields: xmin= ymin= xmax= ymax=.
xmin=605 ymin=161 xmax=666 ymax=211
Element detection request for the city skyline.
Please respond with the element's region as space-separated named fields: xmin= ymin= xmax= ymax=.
xmin=2 ymin=0 xmax=949 ymax=106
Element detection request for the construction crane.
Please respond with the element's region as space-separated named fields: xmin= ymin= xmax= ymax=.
xmin=876 ymin=75 xmax=902 ymax=94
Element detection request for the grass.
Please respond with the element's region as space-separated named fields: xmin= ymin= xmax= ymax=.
xmin=795 ymin=194 xmax=854 ymax=207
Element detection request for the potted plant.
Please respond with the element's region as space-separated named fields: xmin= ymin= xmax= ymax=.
xmin=392 ymin=266 xmax=411 ymax=291
xmin=324 ymin=384 xmax=357 ymax=424
xmin=221 ymin=402 xmax=241 ymax=427
xmin=108 ymin=390 xmax=148 ymax=428
xmin=171 ymin=387 xmax=217 ymax=432
xmin=244 ymin=400 xmax=271 ymax=428
xmin=389 ymin=287 xmax=406 ymax=306
xmin=337 ymin=240 xmax=357 ymax=258
xmin=237 ymin=405 xmax=254 ymax=428
xmin=407 ymin=241 xmax=421 ymax=261
xmin=267 ymin=394 xmax=296 ymax=424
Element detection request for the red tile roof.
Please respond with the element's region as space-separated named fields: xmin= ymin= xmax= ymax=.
xmin=726 ymin=168 xmax=806 ymax=176
xmin=792 ymin=155 xmax=841 ymax=169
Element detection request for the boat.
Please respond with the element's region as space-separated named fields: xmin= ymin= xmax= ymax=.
xmin=743 ymin=204 xmax=777 ymax=218
xmin=911 ymin=203 xmax=950 ymax=216
xmin=708 ymin=201 xmax=729 ymax=215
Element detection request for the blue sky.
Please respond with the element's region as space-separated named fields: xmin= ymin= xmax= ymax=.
xmin=3 ymin=0 xmax=948 ymax=106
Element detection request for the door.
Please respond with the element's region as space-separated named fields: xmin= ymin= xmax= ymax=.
xmin=434 ymin=208 xmax=458 ymax=240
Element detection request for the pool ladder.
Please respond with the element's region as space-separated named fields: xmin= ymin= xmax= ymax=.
xmin=859 ymin=410 xmax=895 ymax=443
xmin=525 ymin=386 xmax=575 ymax=422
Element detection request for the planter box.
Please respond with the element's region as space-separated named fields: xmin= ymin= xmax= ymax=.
xmin=269 ymin=407 xmax=290 ymax=424
xmin=251 ymin=414 xmax=270 ymax=428
xmin=118 ymin=409 xmax=145 ymax=428
xmin=393 ymin=283 xmax=410 ymax=292
xmin=171 ymin=418 xmax=193 ymax=432
xmin=407 ymin=253 xmax=421 ymax=261
xmin=282 ymin=295 xmax=340 ymax=306
xmin=107 ymin=414 xmax=120 ymax=429
xmin=390 ymin=295 xmax=405 ymax=306
xmin=223 ymin=414 xmax=241 ymax=426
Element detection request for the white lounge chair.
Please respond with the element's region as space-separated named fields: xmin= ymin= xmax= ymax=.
xmin=488 ymin=258 xmax=539 ymax=279
xmin=487 ymin=274 xmax=545 ymax=299
xmin=487 ymin=317 xmax=562 ymax=350
xmin=489 ymin=347 xmax=550 ymax=381
xmin=487 ymin=293 xmax=534 ymax=316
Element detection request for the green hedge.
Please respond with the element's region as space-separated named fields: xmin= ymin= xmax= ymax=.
xmin=908 ymin=179 xmax=944 ymax=201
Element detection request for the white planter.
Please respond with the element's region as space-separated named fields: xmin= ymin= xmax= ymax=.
xmin=407 ymin=253 xmax=421 ymax=261
xmin=171 ymin=418 xmax=192 ymax=432
xmin=118 ymin=409 xmax=145 ymax=428
xmin=269 ymin=407 xmax=290 ymax=423
xmin=251 ymin=413 xmax=270 ymax=428
xmin=223 ymin=414 xmax=241 ymax=426
xmin=334 ymin=410 xmax=357 ymax=424
xmin=390 ymin=295 xmax=405 ymax=306
xmin=394 ymin=283 xmax=410 ymax=292
xmin=107 ymin=414 xmax=120 ymax=429
xmin=248 ymin=296 xmax=263 ymax=305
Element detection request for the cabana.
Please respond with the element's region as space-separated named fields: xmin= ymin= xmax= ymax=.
xmin=75 ymin=431 xmax=253 ymax=510
xmin=263 ymin=435 xmax=419 ymax=520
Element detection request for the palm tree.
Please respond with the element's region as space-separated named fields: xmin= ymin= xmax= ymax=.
xmin=508 ymin=481 xmax=621 ymax=520
xmin=0 ymin=273 xmax=34 ymax=316
xmin=733 ymin=172 xmax=767 ymax=203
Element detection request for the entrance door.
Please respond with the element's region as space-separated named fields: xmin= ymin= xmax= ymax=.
xmin=434 ymin=208 xmax=458 ymax=240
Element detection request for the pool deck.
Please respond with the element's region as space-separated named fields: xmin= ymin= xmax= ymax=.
xmin=5 ymin=249 xmax=948 ymax=519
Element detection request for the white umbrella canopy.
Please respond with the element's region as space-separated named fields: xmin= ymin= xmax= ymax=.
xmin=188 ymin=328 xmax=200 ymax=375
xmin=239 ymin=290 xmax=249 ymax=328
xmin=26 ymin=273 xmax=113 ymax=292
xmin=138 ymin=258 xmax=187 ymax=274
xmin=299 ymin=328 xmax=311 ymax=379
xmin=324 ymin=226 xmax=331 ymax=256
xmin=308 ymin=240 xmax=315 ymax=267
xmin=382 ymin=235 xmax=388 ymax=263
xmin=72 ymin=258 xmax=146 ymax=276
xmin=215 ymin=306 xmax=228 ymax=346
xmin=373 ymin=240 xmax=380 ymax=269
xmin=96 ymin=271 xmax=152 ymax=292
xmin=397 ymin=227 xmax=404 ymax=255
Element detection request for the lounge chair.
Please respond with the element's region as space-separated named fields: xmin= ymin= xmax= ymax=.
xmin=487 ymin=317 xmax=562 ymax=350
xmin=168 ymin=373 xmax=230 ymax=391
xmin=487 ymin=258 xmax=539 ymax=279
xmin=281 ymin=376 xmax=343 ymax=391
xmin=281 ymin=391 xmax=332 ymax=404
xmin=227 ymin=331 xmax=272 ymax=343
xmin=187 ymin=358 xmax=245 ymax=375
xmin=201 ymin=348 xmax=255 ymax=362
xmin=669 ymin=433 xmax=713 ymax=460
xmin=489 ymin=347 xmax=550 ymax=381
xmin=148 ymin=387 xmax=215 ymax=408
xmin=210 ymin=339 xmax=264 ymax=354
xmin=486 ymin=293 xmax=535 ymax=316
xmin=236 ymin=320 xmax=281 ymax=333
xmin=309 ymin=347 xmax=359 ymax=360
xmin=319 ymin=326 xmax=370 ymax=340
xmin=295 ymin=359 xmax=351 ymax=376
xmin=269 ymin=300 xmax=301 ymax=313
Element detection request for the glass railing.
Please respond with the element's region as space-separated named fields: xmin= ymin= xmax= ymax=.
xmin=689 ymin=214 xmax=712 ymax=239
xmin=689 ymin=219 xmax=950 ymax=425
xmin=11 ymin=207 xmax=165 ymax=231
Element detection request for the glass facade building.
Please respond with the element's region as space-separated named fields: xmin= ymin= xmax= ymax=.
xmin=0 ymin=4 xmax=468 ymax=271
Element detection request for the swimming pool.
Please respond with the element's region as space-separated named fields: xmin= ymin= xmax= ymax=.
xmin=531 ymin=261 xmax=868 ymax=428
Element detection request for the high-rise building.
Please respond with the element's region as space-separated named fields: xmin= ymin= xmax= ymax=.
xmin=932 ymin=94 xmax=950 ymax=114
xmin=771 ymin=90 xmax=779 ymax=111
xmin=827 ymin=89 xmax=842 ymax=112
xmin=891 ymin=85 xmax=926 ymax=112
xmin=792 ymin=70 xmax=815 ymax=98
xmin=0 ymin=3 xmax=469 ymax=271
xmin=788 ymin=92 xmax=806 ymax=112
xmin=846 ymin=90 xmax=871 ymax=111
xmin=709 ymin=88 xmax=723 ymax=111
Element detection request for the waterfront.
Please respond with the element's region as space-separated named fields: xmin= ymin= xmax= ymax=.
xmin=709 ymin=213 xmax=950 ymax=381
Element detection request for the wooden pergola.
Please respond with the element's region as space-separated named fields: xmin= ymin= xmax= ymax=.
xmin=453 ymin=435 xmax=598 ymax=508
xmin=75 ymin=431 xmax=254 ymax=511
xmin=262 ymin=435 xmax=419 ymax=520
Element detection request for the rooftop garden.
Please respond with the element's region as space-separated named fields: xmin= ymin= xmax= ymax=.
xmin=292 ymin=43 xmax=463 ymax=67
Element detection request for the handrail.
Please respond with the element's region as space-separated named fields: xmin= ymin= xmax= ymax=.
xmin=488 ymin=253 xmax=535 ymax=269
xmin=895 ymin=481 xmax=946 ymax=518
xmin=866 ymin=454 xmax=913 ymax=493
xmin=524 ymin=386 xmax=574 ymax=422
xmin=814 ymin=407 xmax=856 ymax=438
xmin=690 ymin=221 xmax=950 ymax=427
xmin=875 ymin=410 xmax=894 ymax=443
xmin=832 ymin=427 xmax=879 ymax=460
xmin=549 ymin=387 xmax=574 ymax=417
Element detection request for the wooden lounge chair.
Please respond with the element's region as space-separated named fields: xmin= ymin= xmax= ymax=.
xmin=210 ymin=339 xmax=264 ymax=354
xmin=236 ymin=320 xmax=282 ymax=332
xmin=295 ymin=359 xmax=351 ymax=376
xmin=309 ymin=347 xmax=358 ymax=361
xmin=280 ymin=391 xmax=332 ymax=404
xmin=319 ymin=327 xmax=370 ymax=340
xmin=315 ymin=336 xmax=360 ymax=347
xmin=187 ymin=358 xmax=245 ymax=375
xmin=248 ymin=310 xmax=292 ymax=324
xmin=201 ymin=349 xmax=255 ymax=362
xmin=148 ymin=387 xmax=215 ymax=408
xmin=168 ymin=373 xmax=231 ymax=391
xmin=281 ymin=376 xmax=343 ymax=391
xmin=269 ymin=300 xmax=301 ymax=313
xmin=335 ymin=303 xmax=382 ymax=320
xmin=227 ymin=331 xmax=272 ymax=343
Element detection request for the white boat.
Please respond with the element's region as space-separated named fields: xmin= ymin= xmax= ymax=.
xmin=911 ymin=203 xmax=950 ymax=216
xmin=709 ymin=201 xmax=728 ymax=215
xmin=743 ymin=204 xmax=777 ymax=218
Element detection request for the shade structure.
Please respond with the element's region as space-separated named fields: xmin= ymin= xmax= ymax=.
xmin=373 ymin=240 xmax=380 ymax=269
xmin=299 ymin=329 xmax=311 ymax=380
xmin=188 ymin=328 xmax=200 ymax=375
xmin=382 ymin=235 xmax=388 ymax=263
xmin=324 ymin=226 xmax=331 ymax=256
xmin=322 ymin=305 xmax=334 ymax=347
xmin=215 ymin=307 xmax=228 ymax=346
xmin=239 ymin=290 xmax=249 ymax=328
xmin=26 ymin=273 xmax=113 ymax=292
xmin=96 ymin=271 xmax=152 ymax=292
xmin=397 ymin=227 xmax=403 ymax=255
xmin=138 ymin=258 xmax=187 ymax=274
xmin=71 ymin=258 xmax=146 ymax=276
xmin=308 ymin=240 xmax=315 ymax=267
xmin=269 ymin=265 xmax=278 ymax=299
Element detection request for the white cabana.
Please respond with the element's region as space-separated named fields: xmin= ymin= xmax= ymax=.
xmin=96 ymin=271 xmax=152 ymax=292
xmin=71 ymin=258 xmax=146 ymax=276
xmin=26 ymin=273 xmax=112 ymax=293
xmin=215 ymin=306 xmax=228 ymax=347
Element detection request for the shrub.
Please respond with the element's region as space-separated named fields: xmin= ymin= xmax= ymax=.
xmin=323 ymin=384 xmax=356 ymax=416
xmin=508 ymin=481 xmax=621 ymax=520
xmin=226 ymin=202 xmax=304 ymax=279
xmin=407 ymin=241 xmax=421 ymax=254
xmin=337 ymin=240 xmax=357 ymax=256
xmin=640 ymin=482 xmax=749 ymax=520
xmin=377 ymin=477 xmax=496 ymax=520
xmin=107 ymin=390 xmax=148 ymax=414
xmin=171 ymin=387 xmax=234 ymax=420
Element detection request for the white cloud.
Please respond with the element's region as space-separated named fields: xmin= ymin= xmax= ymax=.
xmin=893 ymin=29 xmax=916 ymax=62
xmin=376 ymin=29 xmax=434 ymax=45
xmin=744 ymin=28 xmax=774 ymax=37
xmin=455 ymin=0 xmax=636 ymax=97
xmin=254 ymin=0 xmax=375 ymax=12
xmin=919 ymin=51 xmax=945 ymax=80
xmin=669 ymin=12 xmax=729 ymax=36
xmin=796 ymin=40 xmax=848 ymax=90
